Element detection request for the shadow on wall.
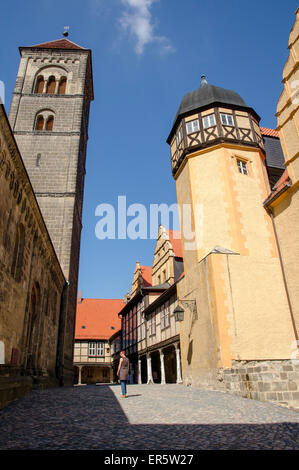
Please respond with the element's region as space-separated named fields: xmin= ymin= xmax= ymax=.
xmin=187 ymin=339 xmax=193 ymax=365
xmin=0 ymin=385 xmax=298 ymax=450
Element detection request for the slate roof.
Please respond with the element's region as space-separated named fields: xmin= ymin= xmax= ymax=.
xmin=176 ymin=83 xmax=247 ymax=118
xmin=167 ymin=82 xmax=260 ymax=143
xmin=261 ymin=131 xmax=285 ymax=170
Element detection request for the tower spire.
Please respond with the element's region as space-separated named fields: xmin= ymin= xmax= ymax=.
xmin=201 ymin=74 xmax=208 ymax=86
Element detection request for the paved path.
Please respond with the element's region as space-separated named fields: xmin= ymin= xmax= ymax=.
xmin=0 ymin=384 xmax=298 ymax=450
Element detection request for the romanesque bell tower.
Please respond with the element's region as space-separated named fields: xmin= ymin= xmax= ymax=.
xmin=9 ymin=37 xmax=94 ymax=385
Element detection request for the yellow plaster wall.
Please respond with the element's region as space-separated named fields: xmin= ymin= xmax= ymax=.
xmin=272 ymin=187 xmax=299 ymax=338
xmin=177 ymin=257 xmax=222 ymax=387
xmin=175 ymin=142 xmax=297 ymax=380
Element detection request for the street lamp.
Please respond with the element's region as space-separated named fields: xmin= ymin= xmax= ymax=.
xmin=174 ymin=300 xmax=197 ymax=322
xmin=173 ymin=305 xmax=185 ymax=322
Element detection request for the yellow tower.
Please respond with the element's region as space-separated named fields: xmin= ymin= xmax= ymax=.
xmin=166 ymin=77 xmax=298 ymax=405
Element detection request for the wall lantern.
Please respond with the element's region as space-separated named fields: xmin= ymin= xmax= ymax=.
xmin=174 ymin=299 xmax=197 ymax=322
xmin=173 ymin=305 xmax=185 ymax=322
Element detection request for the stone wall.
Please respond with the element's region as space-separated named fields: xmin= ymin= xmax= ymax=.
xmin=220 ymin=360 xmax=299 ymax=411
xmin=0 ymin=104 xmax=66 ymax=409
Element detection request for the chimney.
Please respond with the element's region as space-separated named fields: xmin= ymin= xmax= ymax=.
xmin=77 ymin=291 xmax=83 ymax=304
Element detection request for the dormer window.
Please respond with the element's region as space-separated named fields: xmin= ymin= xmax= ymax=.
xmin=202 ymin=114 xmax=216 ymax=129
xmin=176 ymin=127 xmax=183 ymax=146
xmin=186 ymin=119 xmax=199 ymax=134
xmin=220 ymin=113 xmax=234 ymax=126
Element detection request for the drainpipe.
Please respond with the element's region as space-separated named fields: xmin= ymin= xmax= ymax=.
xmin=56 ymin=280 xmax=70 ymax=386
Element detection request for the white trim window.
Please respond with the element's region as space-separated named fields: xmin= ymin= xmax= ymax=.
xmin=220 ymin=113 xmax=234 ymax=126
xmin=148 ymin=313 xmax=156 ymax=336
xmin=237 ymin=159 xmax=248 ymax=175
xmin=176 ymin=127 xmax=183 ymax=146
xmin=141 ymin=317 xmax=146 ymax=340
xmin=161 ymin=301 xmax=170 ymax=329
xmin=88 ymin=341 xmax=104 ymax=357
xmin=186 ymin=119 xmax=199 ymax=134
xmin=202 ymin=114 xmax=216 ymax=129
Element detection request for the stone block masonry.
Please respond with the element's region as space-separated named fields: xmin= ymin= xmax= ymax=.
xmin=220 ymin=360 xmax=299 ymax=411
xmin=7 ymin=40 xmax=94 ymax=388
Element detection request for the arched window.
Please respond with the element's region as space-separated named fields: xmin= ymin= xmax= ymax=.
xmin=35 ymin=115 xmax=44 ymax=131
xmin=35 ymin=75 xmax=45 ymax=94
xmin=45 ymin=115 xmax=54 ymax=131
xmin=58 ymin=77 xmax=67 ymax=94
xmin=46 ymin=76 xmax=56 ymax=94
xmin=11 ymin=223 xmax=25 ymax=282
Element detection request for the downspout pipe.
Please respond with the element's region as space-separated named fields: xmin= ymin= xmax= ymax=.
xmin=56 ymin=280 xmax=70 ymax=386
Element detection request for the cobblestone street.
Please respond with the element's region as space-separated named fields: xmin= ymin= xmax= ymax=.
xmin=0 ymin=384 xmax=298 ymax=450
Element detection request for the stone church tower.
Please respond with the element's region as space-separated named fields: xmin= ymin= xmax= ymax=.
xmin=9 ymin=38 xmax=94 ymax=385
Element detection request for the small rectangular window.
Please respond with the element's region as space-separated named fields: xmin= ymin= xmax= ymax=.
xmin=220 ymin=113 xmax=234 ymax=126
xmin=161 ymin=302 xmax=170 ymax=329
xmin=165 ymin=301 xmax=170 ymax=328
xmin=176 ymin=127 xmax=183 ymax=145
xmin=88 ymin=342 xmax=104 ymax=357
xmin=237 ymin=159 xmax=248 ymax=175
xmin=161 ymin=305 xmax=165 ymax=329
xmin=202 ymin=114 xmax=216 ymax=129
xmin=186 ymin=119 xmax=199 ymax=134
xmin=149 ymin=313 xmax=156 ymax=336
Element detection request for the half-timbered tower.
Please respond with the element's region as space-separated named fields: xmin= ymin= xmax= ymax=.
xmin=166 ymin=77 xmax=298 ymax=408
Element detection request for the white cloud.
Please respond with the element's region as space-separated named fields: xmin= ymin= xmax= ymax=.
xmin=119 ymin=0 xmax=175 ymax=55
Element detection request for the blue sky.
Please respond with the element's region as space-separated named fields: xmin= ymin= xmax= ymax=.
xmin=0 ymin=0 xmax=297 ymax=299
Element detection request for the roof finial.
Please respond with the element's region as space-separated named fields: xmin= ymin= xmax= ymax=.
xmin=201 ymin=74 xmax=208 ymax=86
xmin=63 ymin=26 xmax=69 ymax=37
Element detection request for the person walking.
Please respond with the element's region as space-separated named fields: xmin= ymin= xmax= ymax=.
xmin=117 ymin=350 xmax=129 ymax=398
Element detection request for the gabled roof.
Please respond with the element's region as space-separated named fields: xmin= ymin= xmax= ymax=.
xmin=75 ymin=298 xmax=124 ymax=340
xmin=140 ymin=265 xmax=152 ymax=287
xmin=20 ymin=38 xmax=87 ymax=51
xmin=166 ymin=229 xmax=183 ymax=258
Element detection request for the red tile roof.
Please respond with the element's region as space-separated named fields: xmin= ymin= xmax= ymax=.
xmin=264 ymin=169 xmax=292 ymax=206
xmin=166 ymin=229 xmax=183 ymax=258
xmin=271 ymin=169 xmax=292 ymax=195
xmin=260 ymin=127 xmax=279 ymax=138
xmin=140 ymin=266 xmax=152 ymax=287
xmin=75 ymin=298 xmax=124 ymax=340
xmin=24 ymin=38 xmax=86 ymax=50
